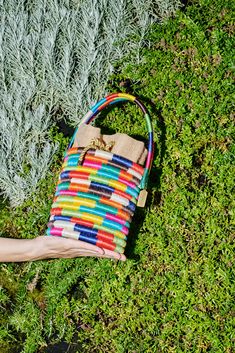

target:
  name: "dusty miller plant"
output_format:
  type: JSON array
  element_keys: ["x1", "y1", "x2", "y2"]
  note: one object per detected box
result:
[{"x1": 0, "y1": 0, "x2": 180, "y2": 206}]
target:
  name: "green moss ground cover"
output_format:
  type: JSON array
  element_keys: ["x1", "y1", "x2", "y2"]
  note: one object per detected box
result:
[{"x1": 0, "y1": 0, "x2": 234, "y2": 352}]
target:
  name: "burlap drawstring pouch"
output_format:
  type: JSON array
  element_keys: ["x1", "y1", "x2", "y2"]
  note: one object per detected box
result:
[{"x1": 46, "y1": 93, "x2": 154, "y2": 255}]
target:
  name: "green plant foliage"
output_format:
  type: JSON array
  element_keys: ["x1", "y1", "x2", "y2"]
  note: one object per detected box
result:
[{"x1": 0, "y1": 0, "x2": 234, "y2": 352}]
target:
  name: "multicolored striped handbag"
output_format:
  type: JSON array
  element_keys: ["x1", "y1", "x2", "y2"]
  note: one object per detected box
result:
[{"x1": 46, "y1": 93, "x2": 154, "y2": 255}]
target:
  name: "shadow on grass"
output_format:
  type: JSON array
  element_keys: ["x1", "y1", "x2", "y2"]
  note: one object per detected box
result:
[
  {"x1": 119, "y1": 94, "x2": 166, "y2": 260},
  {"x1": 39, "y1": 340, "x2": 82, "y2": 353}
]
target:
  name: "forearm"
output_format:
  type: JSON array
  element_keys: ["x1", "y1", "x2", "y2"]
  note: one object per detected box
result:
[{"x1": 0, "y1": 237, "x2": 45, "y2": 262}]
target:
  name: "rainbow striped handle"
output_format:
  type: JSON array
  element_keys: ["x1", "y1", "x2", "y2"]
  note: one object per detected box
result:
[{"x1": 69, "y1": 93, "x2": 154, "y2": 189}]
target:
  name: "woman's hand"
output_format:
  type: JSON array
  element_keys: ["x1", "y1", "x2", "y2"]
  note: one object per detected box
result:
[
  {"x1": 37, "y1": 236, "x2": 126, "y2": 261},
  {"x1": 0, "y1": 236, "x2": 126, "y2": 262}
]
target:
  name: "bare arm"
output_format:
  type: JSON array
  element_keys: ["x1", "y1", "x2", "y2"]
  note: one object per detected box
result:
[{"x1": 0, "y1": 236, "x2": 126, "y2": 262}]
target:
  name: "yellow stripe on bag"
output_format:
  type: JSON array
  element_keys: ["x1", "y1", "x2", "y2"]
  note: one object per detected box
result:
[
  {"x1": 108, "y1": 179, "x2": 127, "y2": 192},
  {"x1": 81, "y1": 212, "x2": 103, "y2": 225},
  {"x1": 62, "y1": 166, "x2": 97, "y2": 174},
  {"x1": 55, "y1": 197, "x2": 96, "y2": 208}
]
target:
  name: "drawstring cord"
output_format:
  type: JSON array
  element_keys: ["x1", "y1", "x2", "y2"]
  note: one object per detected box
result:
[{"x1": 78, "y1": 138, "x2": 115, "y2": 165}]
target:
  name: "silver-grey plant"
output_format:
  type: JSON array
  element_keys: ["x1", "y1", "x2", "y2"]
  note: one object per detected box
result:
[{"x1": 0, "y1": 0, "x2": 180, "y2": 206}]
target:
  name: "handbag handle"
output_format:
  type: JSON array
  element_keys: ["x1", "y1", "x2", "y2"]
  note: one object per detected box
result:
[{"x1": 69, "y1": 93, "x2": 154, "y2": 190}]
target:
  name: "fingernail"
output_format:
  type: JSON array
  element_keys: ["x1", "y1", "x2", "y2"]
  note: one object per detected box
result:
[
  {"x1": 98, "y1": 247, "x2": 104, "y2": 255},
  {"x1": 119, "y1": 254, "x2": 126, "y2": 261}
]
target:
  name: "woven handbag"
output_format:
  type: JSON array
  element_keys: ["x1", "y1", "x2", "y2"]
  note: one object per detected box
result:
[{"x1": 46, "y1": 93, "x2": 154, "y2": 255}]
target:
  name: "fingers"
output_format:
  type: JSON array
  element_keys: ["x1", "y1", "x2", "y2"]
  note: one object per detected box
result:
[
  {"x1": 53, "y1": 237, "x2": 105, "y2": 255},
  {"x1": 102, "y1": 249, "x2": 126, "y2": 261},
  {"x1": 97, "y1": 253, "x2": 126, "y2": 261},
  {"x1": 68, "y1": 248, "x2": 126, "y2": 261},
  {"x1": 61, "y1": 239, "x2": 126, "y2": 260},
  {"x1": 80, "y1": 252, "x2": 126, "y2": 261},
  {"x1": 75, "y1": 240, "x2": 104, "y2": 254},
  {"x1": 43, "y1": 236, "x2": 126, "y2": 260},
  {"x1": 89, "y1": 249, "x2": 126, "y2": 261}
]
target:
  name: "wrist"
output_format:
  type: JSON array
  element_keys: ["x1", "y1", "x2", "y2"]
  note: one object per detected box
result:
[
  {"x1": 31, "y1": 236, "x2": 52, "y2": 260},
  {"x1": 33, "y1": 236, "x2": 66, "y2": 260}
]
